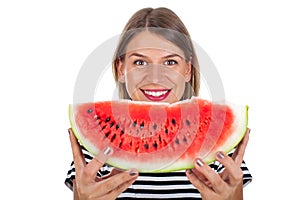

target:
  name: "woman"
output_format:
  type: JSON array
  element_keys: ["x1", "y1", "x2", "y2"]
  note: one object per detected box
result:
[{"x1": 66, "y1": 7, "x2": 252, "y2": 199}]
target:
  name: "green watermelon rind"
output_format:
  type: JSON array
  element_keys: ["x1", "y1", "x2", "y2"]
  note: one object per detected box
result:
[{"x1": 68, "y1": 102, "x2": 248, "y2": 172}]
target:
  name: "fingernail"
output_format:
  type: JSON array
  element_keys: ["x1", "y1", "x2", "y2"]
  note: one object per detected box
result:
[
  {"x1": 196, "y1": 159, "x2": 204, "y2": 167},
  {"x1": 103, "y1": 147, "x2": 112, "y2": 155},
  {"x1": 217, "y1": 151, "x2": 225, "y2": 160},
  {"x1": 129, "y1": 169, "x2": 138, "y2": 176}
]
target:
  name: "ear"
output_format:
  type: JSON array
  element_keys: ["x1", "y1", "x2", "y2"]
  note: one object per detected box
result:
[
  {"x1": 117, "y1": 58, "x2": 125, "y2": 83},
  {"x1": 185, "y1": 60, "x2": 192, "y2": 82}
]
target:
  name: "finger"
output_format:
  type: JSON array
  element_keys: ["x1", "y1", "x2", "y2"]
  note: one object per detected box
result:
[
  {"x1": 97, "y1": 169, "x2": 138, "y2": 194},
  {"x1": 99, "y1": 168, "x2": 124, "y2": 181},
  {"x1": 107, "y1": 168, "x2": 124, "y2": 177},
  {"x1": 219, "y1": 128, "x2": 250, "y2": 182},
  {"x1": 105, "y1": 173, "x2": 138, "y2": 199},
  {"x1": 190, "y1": 168, "x2": 209, "y2": 183},
  {"x1": 69, "y1": 128, "x2": 86, "y2": 171},
  {"x1": 186, "y1": 169, "x2": 213, "y2": 195},
  {"x1": 83, "y1": 147, "x2": 113, "y2": 182},
  {"x1": 193, "y1": 159, "x2": 227, "y2": 194},
  {"x1": 216, "y1": 151, "x2": 243, "y2": 186},
  {"x1": 232, "y1": 128, "x2": 250, "y2": 165},
  {"x1": 219, "y1": 168, "x2": 230, "y2": 183},
  {"x1": 190, "y1": 168, "x2": 213, "y2": 188}
]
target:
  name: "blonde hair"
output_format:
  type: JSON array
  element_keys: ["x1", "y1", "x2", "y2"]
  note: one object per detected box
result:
[{"x1": 112, "y1": 7, "x2": 200, "y2": 100}]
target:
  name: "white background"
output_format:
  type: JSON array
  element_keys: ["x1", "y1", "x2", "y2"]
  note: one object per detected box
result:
[{"x1": 1, "y1": 0, "x2": 299, "y2": 199}]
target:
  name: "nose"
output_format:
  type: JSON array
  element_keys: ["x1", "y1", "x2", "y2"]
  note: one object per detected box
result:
[{"x1": 148, "y1": 64, "x2": 163, "y2": 83}]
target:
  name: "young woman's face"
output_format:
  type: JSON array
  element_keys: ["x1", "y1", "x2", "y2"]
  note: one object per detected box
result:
[{"x1": 118, "y1": 31, "x2": 191, "y2": 103}]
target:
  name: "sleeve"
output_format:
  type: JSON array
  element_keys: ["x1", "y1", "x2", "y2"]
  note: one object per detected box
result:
[
  {"x1": 209, "y1": 149, "x2": 253, "y2": 187},
  {"x1": 64, "y1": 145, "x2": 114, "y2": 191}
]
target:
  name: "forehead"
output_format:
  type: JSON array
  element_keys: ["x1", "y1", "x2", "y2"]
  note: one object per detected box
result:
[{"x1": 125, "y1": 31, "x2": 185, "y2": 58}]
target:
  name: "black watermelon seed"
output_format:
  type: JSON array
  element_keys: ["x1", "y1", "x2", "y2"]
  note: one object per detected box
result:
[
  {"x1": 110, "y1": 122, "x2": 115, "y2": 128},
  {"x1": 133, "y1": 121, "x2": 137, "y2": 127},
  {"x1": 165, "y1": 129, "x2": 168, "y2": 134},
  {"x1": 111, "y1": 134, "x2": 116, "y2": 142},
  {"x1": 171, "y1": 119, "x2": 176, "y2": 125},
  {"x1": 175, "y1": 138, "x2": 180, "y2": 144},
  {"x1": 140, "y1": 122, "x2": 144, "y2": 129},
  {"x1": 153, "y1": 123, "x2": 157, "y2": 130},
  {"x1": 158, "y1": 135, "x2": 162, "y2": 142},
  {"x1": 105, "y1": 117, "x2": 110, "y2": 122},
  {"x1": 183, "y1": 137, "x2": 187, "y2": 143},
  {"x1": 119, "y1": 141, "x2": 123, "y2": 148},
  {"x1": 87, "y1": 108, "x2": 93, "y2": 113},
  {"x1": 144, "y1": 144, "x2": 149, "y2": 149},
  {"x1": 101, "y1": 125, "x2": 107, "y2": 130},
  {"x1": 120, "y1": 130, "x2": 124, "y2": 136},
  {"x1": 152, "y1": 142, "x2": 158, "y2": 149},
  {"x1": 105, "y1": 131, "x2": 110, "y2": 138},
  {"x1": 116, "y1": 124, "x2": 120, "y2": 130},
  {"x1": 185, "y1": 119, "x2": 190, "y2": 126}
]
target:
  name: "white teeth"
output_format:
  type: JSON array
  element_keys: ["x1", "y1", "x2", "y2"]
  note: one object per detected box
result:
[{"x1": 144, "y1": 90, "x2": 168, "y2": 97}]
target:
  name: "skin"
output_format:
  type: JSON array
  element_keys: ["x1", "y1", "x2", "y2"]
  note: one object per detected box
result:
[
  {"x1": 69, "y1": 31, "x2": 250, "y2": 199},
  {"x1": 186, "y1": 128, "x2": 250, "y2": 200},
  {"x1": 118, "y1": 31, "x2": 192, "y2": 103},
  {"x1": 69, "y1": 128, "x2": 138, "y2": 200}
]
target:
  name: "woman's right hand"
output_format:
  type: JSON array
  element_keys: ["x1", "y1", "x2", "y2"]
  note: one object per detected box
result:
[{"x1": 68, "y1": 128, "x2": 139, "y2": 200}]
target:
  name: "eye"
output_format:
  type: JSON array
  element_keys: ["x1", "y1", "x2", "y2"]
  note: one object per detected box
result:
[
  {"x1": 134, "y1": 60, "x2": 147, "y2": 66},
  {"x1": 164, "y1": 60, "x2": 178, "y2": 66}
]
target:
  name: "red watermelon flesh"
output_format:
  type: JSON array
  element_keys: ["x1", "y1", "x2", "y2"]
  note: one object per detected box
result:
[{"x1": 69, "y1": 97, "x2": 248, "y2": 172}]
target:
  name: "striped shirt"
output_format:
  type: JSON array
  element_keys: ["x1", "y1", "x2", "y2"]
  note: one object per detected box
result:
[{"x1": 65, "y1": 146, "x2": 252, "y2": 199}]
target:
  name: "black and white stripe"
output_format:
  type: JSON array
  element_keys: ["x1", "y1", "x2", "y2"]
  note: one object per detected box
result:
[{"x1": 65, "y1": 146, "x2": 252, "y2": 199}]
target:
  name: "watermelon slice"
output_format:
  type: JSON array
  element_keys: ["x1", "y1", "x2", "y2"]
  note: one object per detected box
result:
[{"x1": 69, "y1": 97, "x2": 248, "y2": 172}]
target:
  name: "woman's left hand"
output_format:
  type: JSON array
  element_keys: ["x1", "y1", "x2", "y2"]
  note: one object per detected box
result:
[{"x1": 186, "y1": 128, "x2": 250, "y2": 200}]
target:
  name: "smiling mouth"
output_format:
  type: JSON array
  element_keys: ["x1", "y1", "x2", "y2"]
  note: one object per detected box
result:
[{"x1": 141, "y1": 89, "x2": 171, "y2": 101}]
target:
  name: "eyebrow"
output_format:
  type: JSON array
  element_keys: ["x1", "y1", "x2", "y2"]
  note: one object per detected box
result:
[
  {"x1": 128, "y1": 53, "x2": 147, "y2": 58},
  {"x1": 128, "y1": 52, "x2": 183, "y2": 59}
]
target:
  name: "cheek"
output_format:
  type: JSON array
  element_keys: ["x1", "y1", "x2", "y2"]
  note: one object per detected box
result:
[
  {"x1": 167, "y1": 69, "x2": 187, "y2": 88},
  {"x1": 168, "y1": 72, "x2": 187, "y2": 99},
  {"x1": 124, "y1": 69, "x2": 144, "y2": 96}
]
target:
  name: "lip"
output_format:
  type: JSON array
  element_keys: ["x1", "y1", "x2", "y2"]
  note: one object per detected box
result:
[{"x1": 140, "y1": 89, "x2": 171, "y2": 101}]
